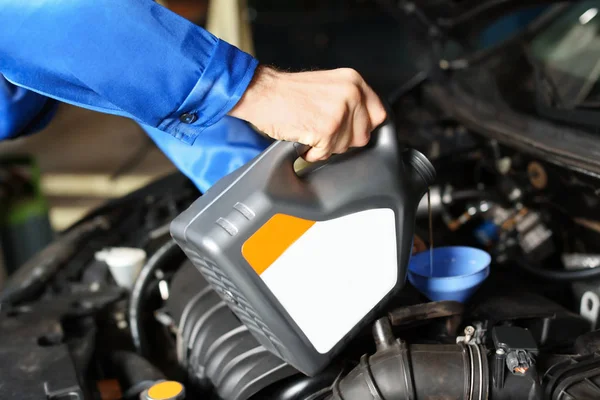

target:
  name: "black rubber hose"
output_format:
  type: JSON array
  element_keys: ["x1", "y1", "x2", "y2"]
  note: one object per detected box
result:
[
  {"x1": 446, "y1": 189, "x2": 506, "y2": 206},
  {"x1": 69, "y1": 317, "x2": 97, "y2": 375},
  {"x1": 252, "y1": 366, "x2": 342, "y2": 400},
  {"x1": 450, "y1": 189, "x2": 493, "y2": 202},
  {"x1": 65, "y1": 172, "x2": 194, "y2": 233},
  {"x1": 327, "y1": 342, "x2": 488, "y2": 400},
  {"x1": 515, "y1": 259, "x2": 600, "y2": 282},
  {"x1": 0, "y1": 215, "x2": 110, "y2": 307},
  {"x1": 129, "y1": 238, "x2": 182, "y2": 355},
  {"x1": 108, "y1": 350, "x2": 166, "y2": 399}
]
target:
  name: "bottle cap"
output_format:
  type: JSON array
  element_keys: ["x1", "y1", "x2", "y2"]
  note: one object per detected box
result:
[
  {"x1": 145, "y1": 380, "x2": 185, "y2": 400},
  {"x1": 95, "y1": 247, "x2": 146, "y2": 289}
]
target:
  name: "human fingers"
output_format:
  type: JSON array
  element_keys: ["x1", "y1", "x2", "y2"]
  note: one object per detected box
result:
[
  {"x1": 357, "y1": 77, "x2": 387, "y2": 128},
  {"x1": 303, "y1": 145, "x2": 331, "y2": 163}
]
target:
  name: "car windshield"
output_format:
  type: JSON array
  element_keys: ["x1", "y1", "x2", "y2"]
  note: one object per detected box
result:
[{"x1": 529, "y1": 1, "x2": 600, "y2": 109}]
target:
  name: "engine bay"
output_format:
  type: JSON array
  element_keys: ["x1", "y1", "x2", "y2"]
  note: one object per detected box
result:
[{"x1": 3, "y1": 1, "x2": 600, "y2": 399}]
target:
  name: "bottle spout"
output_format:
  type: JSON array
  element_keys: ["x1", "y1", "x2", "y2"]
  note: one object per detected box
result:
[{"x1": 403, "y1": 149, "x2": 436, "y2": 200}]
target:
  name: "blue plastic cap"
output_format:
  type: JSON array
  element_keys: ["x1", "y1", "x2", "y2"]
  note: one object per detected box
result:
[{"x1": 408, "y1": 246, "x2": 491, "y2": 303}]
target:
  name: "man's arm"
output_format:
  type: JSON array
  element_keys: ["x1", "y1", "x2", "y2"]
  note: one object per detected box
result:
[
  {"x1": 0, "y1": 1, "x2": 386, "y2": 161},
  {"x1": 0, "y1": 0, "x2": 256, "y2": 145}
]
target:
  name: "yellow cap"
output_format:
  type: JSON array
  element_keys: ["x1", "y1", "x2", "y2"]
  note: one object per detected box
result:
[{"x1": 146, "y1": 381, "x2": 185, "y2": 400}]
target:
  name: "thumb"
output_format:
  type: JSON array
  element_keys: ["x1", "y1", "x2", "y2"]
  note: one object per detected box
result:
[
  {"x1": 359, "y1": 81, "x2": 387, "y2": 127},
  {"x1": 303, "y1": 146, "x2": 331, "y2": 163}
]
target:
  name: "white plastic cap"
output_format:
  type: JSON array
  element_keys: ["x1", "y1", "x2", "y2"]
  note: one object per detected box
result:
[{"x1": 95, "y1": 247, "x2": 147, "y2": 289}]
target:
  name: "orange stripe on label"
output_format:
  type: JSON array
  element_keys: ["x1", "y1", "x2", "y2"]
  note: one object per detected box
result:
[{"x1": 242, "y1": 214, "x2": 315, "y2": 275}]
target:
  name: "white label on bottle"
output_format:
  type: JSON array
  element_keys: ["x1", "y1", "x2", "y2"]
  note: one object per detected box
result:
[{"x1": 260, "y1": 208, "x2": 398, "y2": 353}]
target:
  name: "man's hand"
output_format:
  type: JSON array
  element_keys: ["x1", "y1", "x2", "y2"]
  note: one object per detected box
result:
[{"x1": 228, "y1": 66, "x2": 387, "y2": 162}]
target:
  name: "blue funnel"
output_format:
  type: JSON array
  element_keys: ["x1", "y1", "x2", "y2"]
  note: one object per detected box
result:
[{"x1": 407, "y1": 246, "x2": 491, "y2": 303}]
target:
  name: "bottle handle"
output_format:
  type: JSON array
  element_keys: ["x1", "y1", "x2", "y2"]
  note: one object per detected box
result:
[
  {"x1": 260, "y1": 140, "x2": 310, "y2": 175},
  {"x1": 371, "y1": 101, "x2": 400, "y2": 156}
]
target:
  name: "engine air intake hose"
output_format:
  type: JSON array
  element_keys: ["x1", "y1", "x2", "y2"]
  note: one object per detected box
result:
[{"x1": 327, "y1": 317, "x2": 489, "y2": 400}]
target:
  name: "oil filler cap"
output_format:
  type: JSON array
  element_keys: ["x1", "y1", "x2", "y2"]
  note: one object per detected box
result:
[{"x1": 145, "y1": 381, "x2": 185, "y2": 400}]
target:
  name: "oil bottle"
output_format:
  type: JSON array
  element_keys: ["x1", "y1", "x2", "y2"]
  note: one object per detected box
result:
[{"x1": 170, "y1": 120, "x2": 436, "y2": 376}]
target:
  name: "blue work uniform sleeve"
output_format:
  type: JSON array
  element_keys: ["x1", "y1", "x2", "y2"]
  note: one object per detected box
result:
[
  {"x1": 0, "y1": 76, "x2": 58, "y2": 139},
  {"x1": 142, "y1": 118, "x2": 272, "y2": 193},
  {"x1": 0, "y1": 0, "x2": 258, "y2": 145}
]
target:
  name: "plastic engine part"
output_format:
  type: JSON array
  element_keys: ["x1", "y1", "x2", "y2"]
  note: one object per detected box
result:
[
  {"x1": 544, "y1": 352, "x2": 600, "y2": 400},
  {"x1": 327, "y1": 317, "x2": 489, "y2": 400},
  {"x1": 166, "y1": 260, "x2": 297, "y2": 400}
]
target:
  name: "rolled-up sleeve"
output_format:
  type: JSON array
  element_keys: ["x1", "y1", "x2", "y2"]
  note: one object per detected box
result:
[{"x1": 0, "y1": 0, "x2": 258, "y2": 144}]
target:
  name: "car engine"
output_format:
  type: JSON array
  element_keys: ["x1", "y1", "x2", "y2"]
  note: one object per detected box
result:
[{"x1": 3, "y1": 1, "x2": 600, "y2": 399}]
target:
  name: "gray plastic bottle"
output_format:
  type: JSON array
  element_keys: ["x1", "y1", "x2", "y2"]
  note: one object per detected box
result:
[{"x1": 170, "y1": 120, "x2": 436, "y2": 376}]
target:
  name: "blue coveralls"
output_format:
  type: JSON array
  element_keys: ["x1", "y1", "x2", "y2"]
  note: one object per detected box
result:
[{"x1": 0, "y1": 0, "x2": 271, "y2": 192}]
